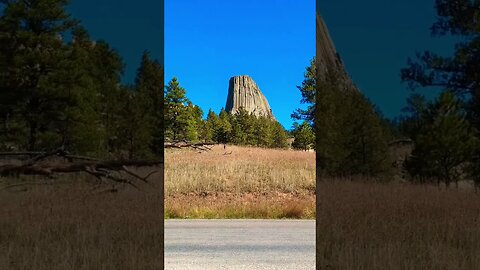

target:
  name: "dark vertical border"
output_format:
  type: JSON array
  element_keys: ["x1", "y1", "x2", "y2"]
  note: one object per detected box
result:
[
  {"x1": 315, "y1": 2, "x2": 321, "y2": 269},
  {"x1": 159, "y1": 0, "x2": 165, "y2": 267}
]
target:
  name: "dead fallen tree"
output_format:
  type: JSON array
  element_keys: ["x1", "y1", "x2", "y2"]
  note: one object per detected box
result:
[
  {"x1": 0, "y1": 149, "x2": 162, "y2": 191},
  {"x1": 164, "y1": 140, "x2": 216, "y2": 152}
]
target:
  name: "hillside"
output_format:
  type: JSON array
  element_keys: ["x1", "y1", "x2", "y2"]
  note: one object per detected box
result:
[{"x1": 164, "y1": 145, "x2": 315, "y2": 219}]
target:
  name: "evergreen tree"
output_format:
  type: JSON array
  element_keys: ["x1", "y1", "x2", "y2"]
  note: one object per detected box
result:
[
  {"x1": 397, "y1": 93, "x2": 428, "y2": 140},
  {"x1": 231, "y1": 107, "x2": 254, "y2": 145},
  {"x1": 182, "y1": 102, "x2": 203, "y2": 141},
  {"x1": 315, "y1": 68, "x2": 391, "y2": 177},
  {"x1": 405, "y1": 91, "x2": 478, "y2": 187},
  {"x1": 271, "y1": 121, "x2": 288, "y2": 149},
  {"x1": 89, "y1": 40, "x2": 125, "y2": 156},
  {"x1": 342, "y1": 94, "x2": 391, "y2": 175},
  {"x1": 164, "y1": 77, "x2": 192, "y2": 141},
  {"x1": 292, "y1": 57, "x2": 316, "y2": 125},
  {"x1": 0, "y1": 1, "x2": 164, "y2": 160},
  {"x1": 401, "y1": 0, "x2": 480, "y2": 122},
  {"x1": 200, "y1": 109, "x2": 218, "y2": 142},
  {"x1": 216, "y1": 108, "x2": 232, "y2": 143},
  {"x1": 117, "y1": 87, "x2": 152, "y2": 159},
  {"x1": 0, "y1": 0, "x2": 77, "y2": 150},
  {"x1": 254, "y1": 116, "x2": 274, "y2": 147},
  {"x1": 135, "y1": 51, "x2": 163, "y2": 156},
  {"x1": 291, "y1": 121, "x2": 314, "y2": 151}
]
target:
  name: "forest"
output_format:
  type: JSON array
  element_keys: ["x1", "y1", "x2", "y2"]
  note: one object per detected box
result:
[
  {"x1": 314, "y1": 0, "x2": 480, "y2": 189},
  {"x1": 0, "y1": 0, "x2": 164, "y2": 160}
]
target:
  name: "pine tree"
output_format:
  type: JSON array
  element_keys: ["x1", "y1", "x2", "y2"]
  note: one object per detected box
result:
[
  {"x1": 0, "y1": 0, "x2": 77, "y2": 151},
  {"x1": 292, "y1": 121, "x2": 314, "y2": 151},
  {"x1": 216, "y1": 108, "x2": 232, "y2": 144},
  {"x1": 316, "y1": 68, "x2": 391, "y2": 177},
  {"x1": 271, "y1": 121, "x2": 288, "y2": 149},
  {"x1": 163, "y1": 77, "x2": 201, "y2": 142},
  {"x1": 200, "y1": 109, "x2": 218, "y2": 142},
  {"x1": 135, "y1": 51, "x2": 163, "y2": 156},
  {"x1": 292, "y1": 58, "x2": 316, "y2": 125},
  {"x1": 254, "y1": 116, "x2": 274, "y2": 147},
  {"x1": 164, "y1": 77, "x2": 190, "y2": 141},
  {"x1": 405, "y1": 91, "x2": 478, "y2": 187},
  {"x1": 89, "y1": 41, "x2": 125, "y2": 156},
  {"x1": 117, "y1": 87, "x2": 152, "y2": 159}
]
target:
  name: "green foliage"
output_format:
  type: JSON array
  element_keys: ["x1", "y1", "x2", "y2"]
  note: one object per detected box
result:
[
  {"x1": 404, "y1": 91, "x2": 478, "y2": 186},
  {"x1": 291, "y1": 121, "x2": 314, "y2": 151},
  {"x1": 292, "y1": 57, "x2": 316, "y2": 125},
  {"x1": 396, "y1": 94, "x2": 429, "y2": 140},
  {"x1": 400, "y1": 0, "x2": 480, "y2": 186},
  {"x1": 315, "y1": 68, "x2": 392, "y2": 177},
  {"x1": 215, "y1": 109, "x2": 232, "y2": 144},
  {"x1": 0, "y1": 0, "x2": 77, "y2": 151},
  {"x1": 197, "y1": 107, "x2": 288, "y2": 148},
  {"x1": 0, "y1": 1, "x2": 163, "y2": 159},
  {"x1": 401, "y1": 0, "x2": 480, "y2": 128},
  {"x1": 135, "y1": 51, "x2": 164, "y2": 156},
  {"x1": 200, "y1": 109, "x2": 218, "y2": 142},
  {"x1": 163, "y1": 77, "x2": 202, "y2": 141},
  {"x1": 271, "y1": 120, "x2": 288, "y2": 148}
]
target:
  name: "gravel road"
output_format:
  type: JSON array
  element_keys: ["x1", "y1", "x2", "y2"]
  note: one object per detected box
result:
[{"x1": 165, "y1": 219, "x2": 315, "y2": 270}]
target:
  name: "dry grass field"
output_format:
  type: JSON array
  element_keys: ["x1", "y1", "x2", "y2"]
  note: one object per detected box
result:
[
  {"x1": 0, "y1": 169, "x2": 163, "y2": 270},
  {"x1": 317, "y1": 180, "x2": 480, "y2": 269},
  {"x1": 3, "y1": 144, "x2": 480, "y2": 269},
  {"x1": 164, "y1": 145, "x2": 316, "y2": 219}
]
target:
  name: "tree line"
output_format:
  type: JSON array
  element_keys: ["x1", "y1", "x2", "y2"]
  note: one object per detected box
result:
[
  {"x1": 393, "y1": 0, "x2": 480, "y2": 188},
  {"x1": 305, "y1": 0, "x2": 480, "y2": 188},
  {"x1": 0, "y1": 0, "x2": 163, "y2": 159},
  {"x1": 164, "y1": 77, "x2": 292, "y2": 149},
  {"x1": 294, "y1": 58, "x2": 393, "y2": 178}
]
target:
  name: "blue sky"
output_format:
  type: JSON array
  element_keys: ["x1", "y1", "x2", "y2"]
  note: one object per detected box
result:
[
  {"x1": 318, "y1": 0, "x2": 459, "y2": 118},
  {"x1": 67, "y1": 0, "x2": 164, "y2": 85},
  {"x1": 165, "y1": 0, "x2": 315, "y2": 129}
]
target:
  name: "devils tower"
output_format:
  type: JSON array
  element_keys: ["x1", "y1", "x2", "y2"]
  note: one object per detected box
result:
[
  {"x1": 316, "y1": 13, "x2": 358, "y2": 92},
  {"x1": 225, "y1": 75, "x2": 275, "y2": 119}
]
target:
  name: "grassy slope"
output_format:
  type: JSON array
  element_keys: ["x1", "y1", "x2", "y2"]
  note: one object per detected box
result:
[{"x1": 164, "y1": 145, "x2": 316, "y2": 219}]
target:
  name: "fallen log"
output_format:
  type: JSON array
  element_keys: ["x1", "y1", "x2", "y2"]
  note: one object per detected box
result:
[
  {"x1": 0, "y1": 150, "x2": 162, "y2": 191},
  {"x1": 164, "y1": 141, "x2": 216, "y2": 152}
]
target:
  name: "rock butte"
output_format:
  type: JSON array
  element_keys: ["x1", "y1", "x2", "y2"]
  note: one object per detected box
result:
[
  {"x1": 316, "y1": 13, "x2": 358, "y2": 93},
  {"x1": 225, "y1": 75, "x2": 276, "y2": 120}
]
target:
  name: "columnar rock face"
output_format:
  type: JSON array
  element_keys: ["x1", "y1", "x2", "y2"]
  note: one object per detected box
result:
[
  {"x1": 316, "y1": 13, "x2": 358, "y2": 92},
  {"x1": 225, "y1": 75, "x2": 275, "y2": 119}
]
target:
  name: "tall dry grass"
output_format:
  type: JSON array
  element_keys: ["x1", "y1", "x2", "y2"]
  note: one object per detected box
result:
[
  {"x1": 0, "y1": 168, "x2": 163, "y2": 270},
  {"x1": 317, "y1": 180, "x2": 480, "y2": 269},
  {"x1": 164, "y1": 145, "x2": 316, "y2": 219},
  {"x1": 165, "y1": 145, "x2": 315, "y2": 195}
]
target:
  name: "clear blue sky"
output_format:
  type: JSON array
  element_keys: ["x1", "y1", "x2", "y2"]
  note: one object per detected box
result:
[
  {"x1": 67, "y1": 0, "x2": 164, "y2": 85},
  {"x1": 165, "y1": 0, "x2": 315, "y2": 130},
  {"x1": 318, "y1": 0, "x2": 459, "y2": 119}
]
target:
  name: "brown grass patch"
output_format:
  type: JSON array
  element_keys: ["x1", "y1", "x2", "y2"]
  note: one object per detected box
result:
[
  {"x1": 164, "y1": 145, "x2": 315, "y2": 219},
  {"x1": 165, "y1": 145, "x2": 315, "y2": 194},
  {"x1": 317, "y1": 180, "x2": 480, "y2": 269},
  {"x1": 0, "y1": 168, "x2": 163, "y2": 270},
  {"x1": 165, "y1": 192, "x2": 315, "y2": 219}
]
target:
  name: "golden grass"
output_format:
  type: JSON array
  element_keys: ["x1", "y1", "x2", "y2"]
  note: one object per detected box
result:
[
  {"x1": 165, "y1": 145, "x2": 315, "y2": 194},
  {"x1": 0, "y1": 169, "x2": 163, "y2": 270},
  {"x1": 165, "y1": 193, "x2": 315, "y2": 219},
  {"x1": 164, "y1": 145, "x2": 316, "y2": 219},
  {"x1": 317, "y1": 180, "x2": 480, "y2": 269}
]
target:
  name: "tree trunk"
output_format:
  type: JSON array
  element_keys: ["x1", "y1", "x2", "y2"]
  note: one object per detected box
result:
[{"x1": 28, "y1": 121, "x2": 37, "y2": 151}]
